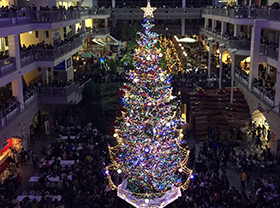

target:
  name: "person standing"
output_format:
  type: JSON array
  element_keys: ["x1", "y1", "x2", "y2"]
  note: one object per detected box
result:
[
  {"x1": 20, "y1": 148, "x2": 27, "y2": 166},
  {"x1": 241, "y1": 171, "x2": 247, "y2": 189},
  {"x1": 16, "y1": 173, "x2": 22, "y2": 188},
  {"x1": 32, "y1": 153, "x2": 38, "y2": 169}
]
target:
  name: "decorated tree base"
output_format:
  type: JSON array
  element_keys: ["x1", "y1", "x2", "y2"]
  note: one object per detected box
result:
[{"x1": 117, "y1": 180, "x2": 181, "y2": 208}]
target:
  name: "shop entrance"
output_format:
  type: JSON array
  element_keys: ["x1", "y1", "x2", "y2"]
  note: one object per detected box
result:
[
  {"x1": 0, "y1": 137, "x2": 22, "y2": 182},
  {"x1": 252, "y1": 110, "x2": 271, "y2": 147}
]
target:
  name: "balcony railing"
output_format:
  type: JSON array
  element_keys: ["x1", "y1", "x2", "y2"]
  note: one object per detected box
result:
[
  {"x1": 0, "y1": 9, "x2": 111, "y2": 28},
  {"x1": 92, "y1": 27, "x2": 111, "y2": 35},
  {"x1": 202, "y1": 8, "x2": 280, "y2": 22},
  {"x1": 0, "y1": 101, "x2": 20, "y2": 129},
  {"x1": 112, "y1": 8, "x2": 201, "y2": 19},
  {"x1": 20, "y1": 35, "x2": 86, "y2": 67},
  {"x1": 252, "y1": 82, "x2": 275, "y2": 107},
  {"x1": 234, "y1": 72, "x2": 248, "y2": 87},
  {"x1": 259, "y1": 44, "x2": 278, "y2": 60},
  {"x1": 227, "y1": 40, "x2": 251, "y2": 50},
  {"x1": 0, "y1": 57, "x2": 16, "y2": 77},
  {"x1": 24, "y1": 90, "x2": 38, "y2": 108},
  {"x1": 40, "y1": 79, "x2": 91, "y2": 104}
]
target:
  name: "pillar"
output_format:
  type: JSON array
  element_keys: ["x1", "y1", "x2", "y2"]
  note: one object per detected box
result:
[
  {"x1": 181, "y1": 19, "x2": 185, "y2": 37},
  {"x1": 105, "y1": 18, "x2": 108, "y2": 28},
  {"x1": 274, "y1": 34, "x2": 280, "y2": 110},
  {"x1": 12, "y1": 77, "x2": 24, "y2": 110},
  {"x1": 248, "y1": 21, "x2": 262, "y2": 91},
  {"x1": 82, "y1": 20, "x2": 86, "y2": 32},
  {"x1": 71, "y1": 24, "x2": 76, "y2": 35},
  {"x1": 230, "y1": 51, "x2": 236, "y2": 104},
  {"x1": 204, "y1": 18, "x2": 209, "y2": 28},
  {"x1": 208, "y1": 43, "x2": 213, "y2": 78},
  {"x1": 234, "y1": 25, "x2": 241, "y2": 37},
  {"x1": 8, "y1": 34, "x2": 21, "y2": 67},
  {"x1": 41, "y1": 67, "x2": 49, "y2": 85},
  {"x1": 221, "y1": 21, "x2": 227, "y2": 37},
  {"x1": 212, "y1": 20, "x2": 217, "y2": 31},
  {"x1": 182, "y1": 0, "x2": 186, "y2": 8},
  {"x1": 112, "y1": 0, "x2": 116, "y2": 8}
]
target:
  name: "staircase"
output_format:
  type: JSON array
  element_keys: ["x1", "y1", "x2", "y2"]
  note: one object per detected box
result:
[{"x1": 191, "y1": 89, "x2": 230, "y2": 141}]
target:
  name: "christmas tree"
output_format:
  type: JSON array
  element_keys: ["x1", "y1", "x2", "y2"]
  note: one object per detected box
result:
[{"x1": 106, "y1": 3, "x2": 192, "y2": 207}]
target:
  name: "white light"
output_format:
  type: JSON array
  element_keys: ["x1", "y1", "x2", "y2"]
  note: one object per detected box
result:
[
  {"x1": 117, "y1": 169, "x2": 122, "y2": 174},
  {"x1": 126, "y1": 123, "x2": 130, "y2": 127},
  {"x1": 166, "y1": 122, "x2": 171, "y2": 127},
  {"x1": 145, "y1": 199, "x2": 149, "y2": 203},
  {"x1": 133, "y1": 78, "x2": 139, "y2": 83},
  {"x1": 178, "y1": 168, "x2": 183, "y2": 173},
  {"x1": 147, "y1": 56, "x2": 151, "y2": 60},
  {"x1": 159, "y1": 53, "x2": 163, "y2": 57},
  {"x1": 29, "y1": 31, "x2": 32, "y2": 34}
]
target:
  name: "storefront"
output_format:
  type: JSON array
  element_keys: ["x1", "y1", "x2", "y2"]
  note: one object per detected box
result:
[
  {"x1": 252, "y1": 110, "x2": 271, "y2": 147},
  {"x1": 0, "y1": 137, "x2": 22, "y2": 173}
]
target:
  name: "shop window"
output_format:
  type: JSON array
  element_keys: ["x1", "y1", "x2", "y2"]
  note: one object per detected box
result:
[
  {"x1": 46, "y1": 31, "x2": 49, "y2": 38},
  {"x1": 35, "y1": 31, "x2": 39, "y2": 38}
]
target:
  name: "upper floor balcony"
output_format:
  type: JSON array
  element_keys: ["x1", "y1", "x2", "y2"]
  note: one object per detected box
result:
[
  {"x1": 202, "y1": 8, "x2": 280, "y2": 22},
  {"x1": 234, "y1": 70, "x2": 275, "y2": 107},
  {"x1": 112, "y1": 8, "x2": 201, "y2": 20},
  {"x1": 0, "y1": 89, "x2": 37, "y2": 130},
  {"x1": 20, "y1": 31, "x2": 90, "y2": 68},
  {"x1": 200, "y1": 27, "x2": 251, "y2": 51},
  {"x1": 0, "y1": 8, "x2": 111, "y2": 29},
  {"x1": 260, "y1": 44, "x2": 278, "y2": 61},
  {"x1": 0, "y1": 57, "x2": 16, "y2": 78},
  {"x1": 40, "y1": 78, "x2": 91, "y2": 105}
]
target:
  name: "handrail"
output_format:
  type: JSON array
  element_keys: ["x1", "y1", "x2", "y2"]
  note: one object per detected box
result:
[
  {"x1": 202, "y1": 7, "x2": 280, "y2": 22},
  {"x1": 0, "y1": 9, "x2": 111, "y2": 27}
]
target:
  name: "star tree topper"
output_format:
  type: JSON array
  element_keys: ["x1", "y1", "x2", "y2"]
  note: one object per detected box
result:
[{"x1": 141, "y1": 2, "x2": 157, "y2": 18}]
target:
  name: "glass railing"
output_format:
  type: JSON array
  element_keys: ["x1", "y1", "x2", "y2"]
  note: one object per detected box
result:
[
  {"x1": 92, "y1": 27, "x2": 110, "y2": 35},
  {"x1": 24, "y1": 90, "x2": 38, "y2": 108},
  {"x1": 259, "y1": 44, "x2": 278, "y2": 60},
  {"x1": 227, "y1": 40, "x2": 250, "y2": 50},
  {"x1": 0, "y1": 9, "x2": 111, "y2": 28},
  {"x1": 202, "y1": 8, "x2": 280, "y2": 22},
  {"x1": 0, "y1": 57, "x2": 16, "y2": 77},
  {"x1": 234, "y1": 71, "x2": 249, "y2": 87},
  {"x1": 0, "y1": 101, "x2": 20, "y2": 129},
  {"x1": 252, "y1": 82, "x2": 275, "y2": 107}
]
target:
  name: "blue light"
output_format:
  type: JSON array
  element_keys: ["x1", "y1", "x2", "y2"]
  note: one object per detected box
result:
[
  {"x1": 145, "y1": 148, "x2": 150, "y2": 153},
  {"x1": 100, "y1": 57, "x2": 104, "y2": 64},
  {"x1": 190, "y1": 174, "x2": 195, "y2": 180}
]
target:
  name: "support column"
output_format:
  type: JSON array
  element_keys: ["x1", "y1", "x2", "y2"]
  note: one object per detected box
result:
[
  {"x1": 105, "y1": 18, "x2": 108, "y2": 28},
  {"x1": 204, "y1": 18, "x2": 209, "y2": 28},
  {"x1": 71, "y1": 24, "x2": 76, "y2": 35},
  {"x1": 234, "y1": 24, "x2": 241, "y2": 37},
  {"x1": 41, "y1": 67, "x2": 49, "y2": 85},
  {"x1": 248, "y1": 22, "x2": 262, "y2": 91},
  {"x1": 12, "y1": 77, "x2": 24, "y2": 111},
  {"x1": 81, "y1": 20, "x2": 86, "y2": 32},
  {"x1": 212, "y1": 20, "x2": 217, "y2": 31},
  {"x1": 221, "y1": 21, "x2": 227, "y2": 37},
  {"x1": 219, "y1": 46, "x2": 226, "y2": 89},
  {"x1": 230, "y1": 51, "x2": 237, "y2": 104},
  {"x1": 182, "y1": 0, "x2": 186, "y2": 8},
  {"x1": 181, "y1": 19, "x2": 185, "y2": 37},
  {"x1": 112, "y1": 0, "x2": 116, "y2": 8},
  {"x1": 93, "y1": 0, "x2": 98, "y2": 7},
  {"x1": 8, "y1": 34, "x2": 21, "y2": 68}
]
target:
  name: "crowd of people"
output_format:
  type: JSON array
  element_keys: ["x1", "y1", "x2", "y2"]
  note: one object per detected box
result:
[{"x1": 252, "y1": 63, "x2": 275, "y2": 98}]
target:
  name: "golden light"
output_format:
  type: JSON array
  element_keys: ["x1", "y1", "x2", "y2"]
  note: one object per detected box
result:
[{"x1": 141, "y1": 2, "x2": 157, "y2": 18}]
